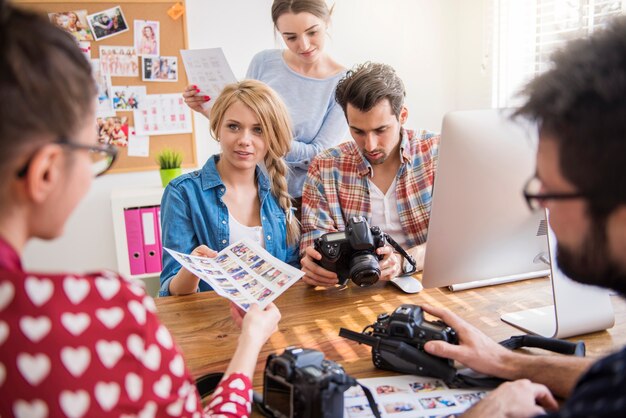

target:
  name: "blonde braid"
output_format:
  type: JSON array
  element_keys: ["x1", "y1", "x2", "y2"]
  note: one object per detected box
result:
[{"x1": 265, "y1": 154, "x2": 300, "y2": 246}]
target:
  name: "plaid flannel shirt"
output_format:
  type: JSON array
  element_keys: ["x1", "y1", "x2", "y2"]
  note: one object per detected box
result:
[{"x1": 300, "y1": 128, "x2": 439, "y2": 254}]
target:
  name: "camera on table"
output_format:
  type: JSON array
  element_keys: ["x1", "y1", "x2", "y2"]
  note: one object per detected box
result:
[
  {"x1": 339, "y1": 304, "x2": 459, "y2": 381},
  {"x1": 314, "y1": 216, "x2": 416, "y2": 287},
  {"x1": 263, "y1": 347, "x2": 354, "y2": 418}
]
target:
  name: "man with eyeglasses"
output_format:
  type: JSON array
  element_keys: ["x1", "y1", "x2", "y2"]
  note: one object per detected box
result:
[{"x1": 420, "y1": 17, "x2": 626, "y2": 418}]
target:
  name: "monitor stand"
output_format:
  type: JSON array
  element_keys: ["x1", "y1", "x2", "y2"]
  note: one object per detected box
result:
[{"x1": 501, "y1": 214, "x2": 615, "y2": 339}]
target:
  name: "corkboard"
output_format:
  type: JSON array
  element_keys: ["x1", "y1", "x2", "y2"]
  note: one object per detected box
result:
[{"x1": 14, "y1": 0, "x2": 197, "y2": 174}]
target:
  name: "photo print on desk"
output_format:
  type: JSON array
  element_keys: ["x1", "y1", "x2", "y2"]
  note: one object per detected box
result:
[
  {"x1": 134, "y1": 20, "x2": 160, "y2": 56},
  {"x1": 48, "y1": 9, "x2": 94, "y2": 41},
  {"x1": 99, "y1": 46, "x2": 138, "y2": 78},
  {"x1": 164, "y1": 239, "x2": 304, "y2": 311},
  {"x1": 87, "y1": 6, "x2": 129, "y2": 41},
  {"x1": 142, "y1": 56, "x2": 178, "y2": 82}
]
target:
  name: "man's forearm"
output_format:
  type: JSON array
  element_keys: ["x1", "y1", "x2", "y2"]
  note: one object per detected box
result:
[{"x1": 502, "y1": 352, "x2": 593, "y2": 398}]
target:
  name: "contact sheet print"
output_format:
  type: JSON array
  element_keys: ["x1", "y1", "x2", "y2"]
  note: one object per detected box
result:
[
  {"x1": 344, "y1": 375, "x2": 491, "y2": 418},
  {"x1": 164, "y1": 239, "x2": 304, "y2": 310}
]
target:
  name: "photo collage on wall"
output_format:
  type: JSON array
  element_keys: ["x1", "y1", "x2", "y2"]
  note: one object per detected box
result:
[{"x1": 48, "y1": 4, "x2": 190, "y2": 158}]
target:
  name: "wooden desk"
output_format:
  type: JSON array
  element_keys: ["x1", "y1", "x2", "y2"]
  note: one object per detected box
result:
[{"x1": 155, "y1": 278, "x2": 626, "y2": 391}]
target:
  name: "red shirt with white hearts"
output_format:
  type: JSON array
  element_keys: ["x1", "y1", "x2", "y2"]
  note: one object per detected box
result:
[{"x1": 0, "y1": 238, "x2": 252, "y2": 418}]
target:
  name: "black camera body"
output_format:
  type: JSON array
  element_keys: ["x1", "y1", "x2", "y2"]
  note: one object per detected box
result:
[
  {"x1": 339, "y1": 304, "x2": 459, "y2": 380},
  {"x1": 263, "y1": 347, "x2": 354, "y2": 418},
  {"x1": 313, "y1": 216, "x2": 386, "y2": 287}
]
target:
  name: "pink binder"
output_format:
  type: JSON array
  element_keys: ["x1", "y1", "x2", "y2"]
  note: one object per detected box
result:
[
  {"x1": 124, "y1": 208, "x2": 146, "y2": 275},
  {"x1": 141, "y1": 207, "x2": 162, "y2": 273}
]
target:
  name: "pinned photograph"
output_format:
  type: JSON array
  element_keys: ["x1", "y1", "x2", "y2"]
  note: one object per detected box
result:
[
  {"x1": 97, "y1": 116, "x2": 129, "y2": 147},
  {"x1": 91, "y1": 59, "x2": 114, "y2": 118},
  {"x1": 87, "y1": 6, "x2": 129, "y2": 41},
  {"x1": 134, "y1": 20, "x2": 159, "y2": 55},
  {"x1": 110, "y1": 85, "x2": 147, "y2": 111},
  {"x1": 142, "y1": 56, "x2": 178, "y2": 82},
  {"x1": 48, "y1": 10, "x2": 94, "y2": 41},
  {"x1": 100, "y1": 46, "x2": 138, "y2": 77}
]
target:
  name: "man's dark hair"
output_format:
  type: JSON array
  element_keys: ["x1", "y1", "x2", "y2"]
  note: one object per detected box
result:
[
  {"x1": 335, "y1": 62, "x2": 406, "y2": 119},
  {"x1": 514, "y1": 17, "x2": 626, "y2": 214},
  {"x1": 0, "y1": 0, "x2": 95, "y2": 178}
]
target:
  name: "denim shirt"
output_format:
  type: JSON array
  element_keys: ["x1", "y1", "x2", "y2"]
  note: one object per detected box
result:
[{"x1": 159, "y1": 155, "x2": 300, "y2": 297}]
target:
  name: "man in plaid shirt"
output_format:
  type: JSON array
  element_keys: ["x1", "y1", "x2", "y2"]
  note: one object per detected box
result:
[{"x1": 300, "y1": 62, "x2": 439, "y2": 287}]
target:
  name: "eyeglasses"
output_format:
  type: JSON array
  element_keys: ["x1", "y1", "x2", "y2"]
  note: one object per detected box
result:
[
  {"x1": 16, "y1": 139, "x2": 118, "y2": 178},
  {"x1": 523, "y1": 176, "x2": 586, "y2": 211}
]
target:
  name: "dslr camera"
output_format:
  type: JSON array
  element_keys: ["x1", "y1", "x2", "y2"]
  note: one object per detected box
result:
[
  {"x1": 314, "y1": 216, "x2": 416, "y2": 287},
  {"x1": 339, "y1": 304, "x2": 459, "y2": 381},
  {"x1": 263, "y1": 347, "x2": 355, "y2": 418}
]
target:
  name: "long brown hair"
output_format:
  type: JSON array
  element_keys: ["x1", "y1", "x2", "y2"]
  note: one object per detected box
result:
[
  {"x1": 209, "y1": 80, "x2": 300, "y2": 245},
  {"x1": 271, "y1": 0, "x2": 334, "y2": 26}
]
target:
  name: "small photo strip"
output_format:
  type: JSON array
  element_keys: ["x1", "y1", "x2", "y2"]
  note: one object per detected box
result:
[
  {"x1": 99, "y1": 46, "x2": 138, "y2": 78},
  {"x1": 142, "y1": 56, "x2": 178, "y2": 82},
  {"x1": 48, "y1": 10, "x2": 94, "y2": 41},
  {"x1": 87, "y1": 6, "x2": 129, "y2": 41},
  {"x1": 134, "y1": 20, "x2": 160, "y2": 56}
]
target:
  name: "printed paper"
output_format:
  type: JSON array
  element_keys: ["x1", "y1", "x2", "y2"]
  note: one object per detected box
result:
[
  {"x1": 133, "y1": 94, "x2": 192, "y2": 136},
  {"x1": 180, "y1": 48, "x2": 237, "y2": 110}
]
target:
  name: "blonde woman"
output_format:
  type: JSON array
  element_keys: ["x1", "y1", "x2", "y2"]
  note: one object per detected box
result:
[{"x1": 160, "y1": 80, "x2": 300, "y2": 296}]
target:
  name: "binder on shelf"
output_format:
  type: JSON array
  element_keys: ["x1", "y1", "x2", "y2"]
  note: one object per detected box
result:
[
  {"x1": 124, "y1": 208, "x2": 146, "y2": 275},
  {"x1": 141, "y1": 206, "x2": 162, "y2": 273},
  {"x1": 156, "y1": 206, "x2": 162, "y2": 247}
]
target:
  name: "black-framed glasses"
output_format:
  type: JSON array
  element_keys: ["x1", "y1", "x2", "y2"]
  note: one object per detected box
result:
[
  {"x1": 522, "y1": 176, "x2": 586, "y2": 211},
  {"x1": 16, "y1": 139, "x2": 118, "y2": 178}
]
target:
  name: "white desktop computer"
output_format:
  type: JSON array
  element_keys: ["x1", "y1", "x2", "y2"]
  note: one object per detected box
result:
[{"x1": 422, "y1": 109, "x2": 614, "y2": 338}]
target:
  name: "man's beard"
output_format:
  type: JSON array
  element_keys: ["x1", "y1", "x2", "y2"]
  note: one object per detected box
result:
[{"x1": 556, "y1": 215, "x2": 626, "y2": 295}]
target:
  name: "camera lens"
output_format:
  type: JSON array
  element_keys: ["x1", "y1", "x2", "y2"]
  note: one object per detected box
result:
[{"x1": 349, "y1": 252, "x2": 380, "y2": 287}]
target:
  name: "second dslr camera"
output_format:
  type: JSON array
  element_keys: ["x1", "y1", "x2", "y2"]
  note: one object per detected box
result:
[{"x1": 314, "y1": 216, "x2": 417, "y2": 287}]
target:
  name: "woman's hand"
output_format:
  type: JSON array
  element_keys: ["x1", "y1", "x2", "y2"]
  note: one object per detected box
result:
[
  {"x1": 230, "y1": 302, "x2": 281, "y2": 348},
  {"x1": 182, "y1": 84, "x2": 211, "y2": 116}
]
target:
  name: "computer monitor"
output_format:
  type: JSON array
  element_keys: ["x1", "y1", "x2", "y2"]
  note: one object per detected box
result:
[
  {"x1": 422, "y1": 109, "x2": 550, "y2": 290},
  {"x1": 422, "y1": 109, "x2": 614, "y2": 338}
]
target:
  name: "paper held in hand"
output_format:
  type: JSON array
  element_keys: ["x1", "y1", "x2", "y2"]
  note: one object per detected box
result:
[
  {"x1": 179, "y1": 47, "x2": 237, "y2": 110},
  {"x1": 164, "y1": 239, "x2": 303, "y2": 311}
]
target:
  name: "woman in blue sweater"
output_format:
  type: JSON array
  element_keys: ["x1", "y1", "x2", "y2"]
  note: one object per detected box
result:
[
  {"x1": 160, "y1": 80, "x2": 300, "y2": 296},
  {"x1": 184, "y1": 0, "x2": 348, "y2": 208}
]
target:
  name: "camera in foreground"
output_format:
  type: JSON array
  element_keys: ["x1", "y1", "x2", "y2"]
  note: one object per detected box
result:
[
  {"x1": 314, "y1": 216, "x2": 416, "y2": 287},
  {"x1": 339, "y1": 304, "x2": 459, "y2": 381},
  {"x1": 263, "y1": 347, "x2": 355, "y2": 418}
]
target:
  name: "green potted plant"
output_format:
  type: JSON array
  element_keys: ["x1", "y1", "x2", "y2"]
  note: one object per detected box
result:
[{"x1": 157, "y1": 148, "x2": 183, "y2": 188}]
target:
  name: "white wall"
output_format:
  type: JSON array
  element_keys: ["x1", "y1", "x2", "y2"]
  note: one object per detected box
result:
[{"x1": 23, "y1": 0, "x2": 490, "y2": 288}]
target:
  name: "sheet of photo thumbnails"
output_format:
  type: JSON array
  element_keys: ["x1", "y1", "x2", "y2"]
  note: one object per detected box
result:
[
  {"x1": 344, "y1": 375, "x2": 490, "y2": 418},
  {"x1": 164, "y1": 239, "x2": 304, "y2": 310}
]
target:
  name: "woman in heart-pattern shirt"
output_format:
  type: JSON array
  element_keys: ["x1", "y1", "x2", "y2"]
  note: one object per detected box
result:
[{"x1": 0, "y1": 4, "x2": 281, "y2": 417}]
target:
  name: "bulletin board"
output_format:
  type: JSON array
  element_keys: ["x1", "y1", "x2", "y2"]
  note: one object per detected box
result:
[{"x1": 14, "y1": 0, "x2": 197, "y2": 174}]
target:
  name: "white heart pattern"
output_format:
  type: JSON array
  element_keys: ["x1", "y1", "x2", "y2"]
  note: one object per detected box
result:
[
  {"x1": 138, "y1": 401, "x2": 157, "y2": 418},
  {"x1": 95, "y1": 381, "x2": 121, "y2": 411},
  {"x1": 184, "y1": 389, "x2": 198, "y2": 412},
  {"x1": 60, "y1": 312, "x2": 90, "y2": 336},
  {"x1": 230, "y1": 392, "x2": 247, "y2": 405},
  {"x1": 19, "y1": 316, "x2": 51, "y2": 343},
  {"x1": 166, "y1": 399, "x2": 184, "y2": 416},
  {"x1": 169, "y1": 354, "x2": 184, "y2": 377},
  {"x1": 96, "y1": 340, "x2": 124, "y2": 369},
  {"x1": 142, "y1": 295, "x2": 157, "y2": 313},
  {"x1": 155, "y1": 325, "x2": 173, "y2": 349},
  {"x1": 0, "y1": 320, "x2": 9, "y2": 346},
  {"x1": 24, "y1": 276, "x2": 54, "y2": 307},
  {"x1": 13, "y1": 399, "x2": 48, "y2": 418},
  {"x1": 128, "y1": 300, "x2": 147, "y2": 325},
  {"x1": 17, "y1": 352, "x2": 50, "y2": 386},
  {"x1": 59, "y1": 390, "x2": 90, "y2": 418},
  {"x1": 127, "y1": 334, "x2": 145, "y2": 359},
  {"x1": 0, "y1": 281, "x2": 15, "y2": 312},
  {"x1": 153, "y1": 374, "x2": 172, "y2": 399},
  {"x1": 125, "y1": 372, "x2": 143, "y2": 402},
  {"x1": 219, "y1": 403, "x2": 238, "y2": 414},
  {"x1": 63, "y1": 276, "x2": 90, "y2": 305},
  {"x1": 143, "y1": 344, "x2": 161, "y2": 371},
  {"x1": 128, "y1": 283, "x2": 145, "y2": 297},
  {"x1": 229, "y1": 377, "x2": 246, "y2": 391},
  {"x1": 95, "y1": 307, "x2": 124, "y2": 329},
  {"x1": 61, "y1": 346, "x2": 90, "y2": 377},
  {"x1": 94, "y1": 276, "x2": 121, "y2": 300}
]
